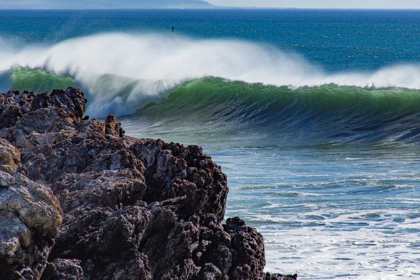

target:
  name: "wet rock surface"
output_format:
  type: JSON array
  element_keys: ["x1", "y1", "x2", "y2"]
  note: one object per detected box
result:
[{"x1": 0, "y1": 88, "x2": 297, "y2": 280}]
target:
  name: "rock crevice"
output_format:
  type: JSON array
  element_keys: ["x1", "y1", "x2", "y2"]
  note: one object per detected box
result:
[{"x1": 0, "y1": 88, "x2": 297, "y2": 280}]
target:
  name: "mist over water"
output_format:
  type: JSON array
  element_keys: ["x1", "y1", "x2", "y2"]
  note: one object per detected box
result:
[
  {"x1": 1, "y1": 9, "x2": 420, "y2": 279},
  {"x1": 1, "y1": 33, "x2": 420, "y2": 118}
]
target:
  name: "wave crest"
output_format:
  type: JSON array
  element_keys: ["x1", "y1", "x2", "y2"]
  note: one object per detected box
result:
[
  {"x1": 1, "y1": 33, "x2": 420, "y2": 118},
  {"x1": 139, "y1": 77, "x2": 420, "y2": 145}
]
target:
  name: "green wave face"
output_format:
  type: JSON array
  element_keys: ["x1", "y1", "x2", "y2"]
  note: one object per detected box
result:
[
  {"x1": 3, "y1": 68, "x2": 420, "y2": 146},
  {"x1": 10, "y1": 67, "x2": 75, "y2": 93},
  {"x1": 140, "y1": 77, "x2": 420, "y2": 145},
  {"x1": 142, "y1": 77, "x2": 420, "y2": 118}
]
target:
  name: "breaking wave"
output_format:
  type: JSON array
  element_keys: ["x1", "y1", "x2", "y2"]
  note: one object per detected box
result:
[{"x1": 1, "y1": 33, "x2": 420, "y2": 145}]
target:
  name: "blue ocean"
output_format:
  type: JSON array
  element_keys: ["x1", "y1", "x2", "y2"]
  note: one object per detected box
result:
[{"x1": 1, "y1": 9, "x2": 419, "y2": 279}]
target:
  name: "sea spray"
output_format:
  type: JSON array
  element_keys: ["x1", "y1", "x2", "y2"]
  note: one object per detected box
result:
[
  {"x1": 1, "y1": 33, "x2": 420, "y2": 118},
  {"x1": 3, "y1": 68, "x2": 420, "y2": 146},
  {"x1": 2, "y1": 11, "x2": 420, "y2": 279}
]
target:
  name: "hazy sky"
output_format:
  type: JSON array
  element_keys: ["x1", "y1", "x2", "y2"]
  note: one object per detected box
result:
[
  {"x1": 2, "y1": 0, "x2": 420, "y2": 9},
  {"x1": 208, "y1": 0, "x2": 420, "y2": 9}
]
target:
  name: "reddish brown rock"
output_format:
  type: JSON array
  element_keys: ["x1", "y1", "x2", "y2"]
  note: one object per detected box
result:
[{"x1": 105, "y1": 114, "x2": 125, "y2": 137}]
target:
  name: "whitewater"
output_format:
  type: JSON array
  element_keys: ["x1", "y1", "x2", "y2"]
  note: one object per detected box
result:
[
  {"x1": 1, "y1": 33, "x2": 420, "y2": 118},
  {"x1": 1, "y1": 9, "x2": 420, "y2": 279}
]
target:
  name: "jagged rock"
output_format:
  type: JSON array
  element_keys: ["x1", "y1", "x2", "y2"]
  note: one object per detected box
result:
[
  {"x1": 41, "y1": 259, "x2": 84, "y2": 280},
  {"x1": 0, "y1": 88, "x2": 296, "y2": 280},
  {"x1": 0, "y1": 139, "x2": 20, "y2": 175},
  {"x1": 105, "y1": 114, "x2": 125, "y2": 137},
  {"x1": 0, "y1": 139, "x2": 62, "y2": 280},
  {"x1": 263, "y1": 273, "x2": 298, "y2": 280}
]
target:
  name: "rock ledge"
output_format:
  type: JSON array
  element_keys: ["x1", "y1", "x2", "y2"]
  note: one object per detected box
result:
[{"x1": 0, "y1": 88, "x2": 297, "y2": 280}]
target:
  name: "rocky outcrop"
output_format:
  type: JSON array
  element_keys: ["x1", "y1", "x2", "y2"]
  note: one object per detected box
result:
[
  {"x1": 0, "y1": 88, "x2": 297, "y2": 280},
  {"x1": 0, "y1": 139, "x2": 62, "y2": 279}
]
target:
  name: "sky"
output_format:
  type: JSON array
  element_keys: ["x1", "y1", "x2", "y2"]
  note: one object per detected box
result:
[
  {"x1": 208, "y1": 0, "x2": 420, "y2": 9},
  {"x1": 1, "y1": 0, "x2": 420, "y2": 9}
]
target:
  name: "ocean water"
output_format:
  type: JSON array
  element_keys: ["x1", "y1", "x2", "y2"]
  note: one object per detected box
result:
[{"x1": 1, "y1": 9, "x2": 420, "y2": 279}]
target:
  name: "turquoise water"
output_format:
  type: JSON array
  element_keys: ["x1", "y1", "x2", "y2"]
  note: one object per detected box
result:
[
  {"x1": 1, "y1": 9, "x2": 420, "y2": 279},
  {"x1": 1, "y1": 9, "x2": 420, "y2": 71}
]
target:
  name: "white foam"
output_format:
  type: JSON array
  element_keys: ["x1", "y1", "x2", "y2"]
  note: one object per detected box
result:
[
  {"x1": 1, "y1": 33, "x2": 420, "y2": 117},
  {"x1": 247, "y1": 208, "x2": 420, "y2": 280}
]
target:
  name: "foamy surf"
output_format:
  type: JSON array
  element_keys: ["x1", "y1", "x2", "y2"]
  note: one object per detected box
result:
[
  {"x1": 1, "y1": 33, "x2": 420, "y2": 118},
  {"x1": 2, "y1": 10, "x2": 420, "y2": 280}
]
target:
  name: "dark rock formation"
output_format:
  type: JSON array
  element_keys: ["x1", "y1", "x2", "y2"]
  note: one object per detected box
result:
[
  {"x1": 0, "y1": 88, "x2": 297, "y2": 280},
  {"x1": 0, "y1": 139, "x2": 62, "y2": 279}
]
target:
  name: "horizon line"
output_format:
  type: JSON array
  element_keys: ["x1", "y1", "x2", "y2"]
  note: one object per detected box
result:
[{"x1": 1, "y1": 7, "x2": 420, "y2": 10}]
